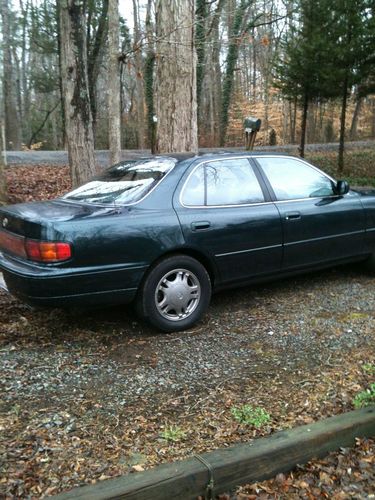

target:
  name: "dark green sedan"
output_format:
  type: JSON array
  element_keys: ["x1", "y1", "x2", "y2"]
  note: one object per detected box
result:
[{"x1": 0, "y1": 152, "x2": 374, "y2": 331}]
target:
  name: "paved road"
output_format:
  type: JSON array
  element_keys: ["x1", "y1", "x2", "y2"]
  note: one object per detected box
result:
[{"x1": 5, "y1": 140, "x2": 375, "y2": 166}]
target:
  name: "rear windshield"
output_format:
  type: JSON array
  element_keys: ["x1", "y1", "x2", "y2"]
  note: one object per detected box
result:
[{"x1": 62, "y1": 158, "x2": 176, "y2": 205}]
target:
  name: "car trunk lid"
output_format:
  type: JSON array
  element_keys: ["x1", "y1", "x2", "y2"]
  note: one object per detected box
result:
[{"x1": 0, "y1": 200, "x2": 117, "y2": 262}]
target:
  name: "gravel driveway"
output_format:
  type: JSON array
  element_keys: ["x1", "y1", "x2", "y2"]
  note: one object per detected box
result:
[
  {"x1": 1, "y1": 268, "x2": 372, "y2": 405},
  {"x1": 1, "y1": 263, "x2": 374, "y2": 497}
]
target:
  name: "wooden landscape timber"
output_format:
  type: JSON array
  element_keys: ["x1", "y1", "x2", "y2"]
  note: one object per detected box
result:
[{"x1": 53, "y1": 407, "x2": 375, "y2": 500}]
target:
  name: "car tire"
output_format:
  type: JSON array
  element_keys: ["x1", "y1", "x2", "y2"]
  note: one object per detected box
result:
[{"x1": 136, "y1": 255, "x2": 211, "y2": 332}]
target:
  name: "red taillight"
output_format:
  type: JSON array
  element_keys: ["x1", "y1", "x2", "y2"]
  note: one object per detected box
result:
[
  {"x1": 25, "y1": 240, "x2": 72, "y2": 262},
  {"x1": 0, "y1": 229, "x2": 71, "y2": 263}
]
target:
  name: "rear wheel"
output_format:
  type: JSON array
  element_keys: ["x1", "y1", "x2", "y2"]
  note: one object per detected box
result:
[{"x1": 137, "y1": 255, "x2": 211, "y2": 332}]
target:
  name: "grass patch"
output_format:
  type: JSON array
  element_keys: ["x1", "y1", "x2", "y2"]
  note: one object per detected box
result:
[
  {"x1": 160, "y1": 425, "x2": 186, "y2": 442},
  {"x1": 353, "y1": 383, "x2": 375, "y2": 409},
  {"x1": 231, "y1": 404, "x2": 271, "y2": 428}
]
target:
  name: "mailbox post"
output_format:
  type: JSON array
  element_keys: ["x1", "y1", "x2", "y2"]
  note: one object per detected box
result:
[{"x1": 244, "y1": 117, "x2": 261, "y2": 150}]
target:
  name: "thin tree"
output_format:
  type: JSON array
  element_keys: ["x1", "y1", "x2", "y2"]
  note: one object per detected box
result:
[
  {"x1": 144, "y1": 0, "x2": 156, "y2": 152},
  {"x1": 132, "y1": 0, "x2": 146, "y2": 149},
  {"x1": 154, "y1": 0, "x2": 198, "y2": 153},
  {"x1": 1, "y1": 0, "x2": 22, "y2": 150},
  {"x1": 87, "y1": 0, "x2": 109, "y2": 135},
  {"x1": 108, "y1": 0, "x2": 121, "y2": 164},
  {"x1": 196, "y1": 0, "x2": 224, "y2": 144},
  {"x1": 0, "y1": 121, "x2": 7, "y2": 205},
  {"x1": 59, "y1": 0, "x2": 97, "y2": 186}
]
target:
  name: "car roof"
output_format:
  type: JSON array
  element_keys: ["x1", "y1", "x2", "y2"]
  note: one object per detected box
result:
[{"x1": 125, "y1": 151, "x2": 293, "y2": 164}]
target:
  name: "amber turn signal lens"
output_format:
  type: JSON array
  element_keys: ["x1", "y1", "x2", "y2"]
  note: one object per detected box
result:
[{"x1": 25, "y1": 240, "x2": 72, "y2": 262}]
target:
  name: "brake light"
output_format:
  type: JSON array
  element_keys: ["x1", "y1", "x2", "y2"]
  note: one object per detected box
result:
[
  {"x1": 25, "y1": 240, "x2": 72, "y2": 262},
  {"x1": 0, "y1": 229, "x2": 71, "y2": 263}
]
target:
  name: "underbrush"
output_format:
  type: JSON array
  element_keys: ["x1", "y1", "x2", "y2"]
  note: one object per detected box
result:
[{"x1": 307, "y1": 148, "x2": 375, "y2": 187}]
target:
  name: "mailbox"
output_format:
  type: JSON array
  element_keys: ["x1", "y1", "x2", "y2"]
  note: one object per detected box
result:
[
  {"x1": 243, "y1": 116, "x2": 261, "y2": 150},
  {"x1": 243, "y1": 117, "x2": 261, "y2": 132}
]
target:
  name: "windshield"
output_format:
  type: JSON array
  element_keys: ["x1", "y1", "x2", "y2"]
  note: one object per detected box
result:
[{"x1": 62, "y1": 157, "x2": 176, "y2": 205}]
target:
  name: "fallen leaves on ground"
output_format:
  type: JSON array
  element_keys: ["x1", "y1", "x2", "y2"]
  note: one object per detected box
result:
[{"x1": 236, "y1": 437, "x2": 375, "y2": 499}]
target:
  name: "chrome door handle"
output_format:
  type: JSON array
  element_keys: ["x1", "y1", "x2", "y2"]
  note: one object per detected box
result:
[
  {"x1": 285, "y1": 212, "x2": 301, "y2": 221},
  {"x1": 191, "y1": 221, "x2": 211, "y2": 231}
]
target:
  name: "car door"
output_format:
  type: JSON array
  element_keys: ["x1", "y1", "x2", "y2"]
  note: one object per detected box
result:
[
  {"x1": 255, "y1": 156, "x2": 366, "y2": 270},
  {"x1": 173, "y1": 157, "x2": 283, "y2": 285}
]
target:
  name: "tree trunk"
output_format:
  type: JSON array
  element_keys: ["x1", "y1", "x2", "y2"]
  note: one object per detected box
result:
[
  {"x1": 1, "y1": 0, "x2": 22, "y2": 150},
  {"x1": 132, "y1": 0, "x2": 146, "y2": 149},
  {"x1": 154, "y1": 0, "x2": 198, "y2": 153},
  {"x1": 219, "y1": 0, "x2": 252, "y2": 146},
  {"x1": 56, "y1": 2, "x2": 67, "y2": 148},
  {"x1": 252, "y1": 33, "x2": 257, "y2": 101},
  {"x1": 0, "y1": 121, "x2": 7, "y2": 205},
  {"x1": 108, "y1": 0, "x2": 121, "y2": 164},
  {"x1": 290, "y1": 97, "x2": 297, "y2": 144},
  {"x1": 87, "y1": 0, "x2": 109, "y2": 140},
  {"x1": 19, "y1": 0, "x2": 31, "y2": 142},
  {"x1": 338, "y1": 76, "x2": 349, "y2": 174},
  {"x1": 59, "y1": 0, "x2": 97, "y2": 187},
  {"x1": 195, "y1": 0, "x2": 208, "y2": 119},
  {"x1": 349, "y1": 96, "x2": 363, "y2": 140},
  {"x1": 199, "y1": 0, "x2": 224, "y2": 146},
  {"x1": 299, "y1": 93, "x2": 308, "y2": 158},
  {"x1": 144, "y1": 0, "x2": 156, "y2": 152}
]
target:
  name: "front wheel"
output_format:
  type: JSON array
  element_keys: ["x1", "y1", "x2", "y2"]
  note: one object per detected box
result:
[{"x1": 137, "y1": 255, "x2": 211, "y2": 332}]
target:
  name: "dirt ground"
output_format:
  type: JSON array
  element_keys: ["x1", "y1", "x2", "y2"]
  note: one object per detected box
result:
[{"x1": 0, "y1": 164, "x2": 374, "y2": 498}]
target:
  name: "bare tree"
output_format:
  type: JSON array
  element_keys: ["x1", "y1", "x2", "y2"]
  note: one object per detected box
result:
[
  {"x1": 144, "y1": 0, "x2": 156, "y2": 152},
  {"x1": 0, "y1": 121, "x2": 6, "y2": 205},
  {"x1": 132, "y1": 0, "x2": 146, "y2": 148},
  {"x1": 59, "y1": 0, "x2": 97, "y2": 186},
  {"x1": 87, "y1": 0, "x2": 109, "y2": 136},
  {"x1": 108, "y1": 0, "x2": 121, "y2": 164},
  {"x1": 154, "y1": 0, "x2": 198, "y2": 153},
  {"x1": 1, "y1": 0, "x2": 22, "y2": 150}
]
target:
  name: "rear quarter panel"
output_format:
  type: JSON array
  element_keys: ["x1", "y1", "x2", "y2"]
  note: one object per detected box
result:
[{"x1": 53, "y1": 207, "x2": 186, "y2": 268}]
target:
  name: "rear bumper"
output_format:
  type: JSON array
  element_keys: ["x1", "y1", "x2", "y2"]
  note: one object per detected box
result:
[{"x1": 0, "y1": 252, "x2": 147, "y2": 307}]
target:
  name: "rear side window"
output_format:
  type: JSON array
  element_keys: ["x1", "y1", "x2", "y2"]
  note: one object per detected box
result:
[
  {"x1": 257, "y1": 157, "x2": 335, "y2": 200},
  {"x1": 182, "y1": 159, "x2": 265, "y2": 206},
  {"x1": 63, "y1": 158, "x2": 176, "y2": 205}
]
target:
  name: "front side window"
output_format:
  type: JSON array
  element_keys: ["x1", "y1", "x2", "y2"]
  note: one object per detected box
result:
[
  {"x1": 182, "y1": 159, "x2": 265, "y2": 206},
  {"x1": 62, "y1": 158, "x2": 176, "y2": 205},
  {"x1": 257, "y1": 157, "x2": 335, "y2": 201}
]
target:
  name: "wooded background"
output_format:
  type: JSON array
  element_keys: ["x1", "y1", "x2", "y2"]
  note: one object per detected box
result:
[{"x1": 1, "y1": 0, "x2": 375, "y2": 190}]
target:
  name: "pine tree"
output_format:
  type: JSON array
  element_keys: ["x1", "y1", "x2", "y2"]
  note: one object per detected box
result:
[
  {"x1": 328, "y1": 0, "x2": 374, "y2": 172},
  {"x1": 275, "y1": 0, "x2": 337, "y2": 157},
  {"x1": 276, "y1": 0, "x2": 375, "y2": 166}
]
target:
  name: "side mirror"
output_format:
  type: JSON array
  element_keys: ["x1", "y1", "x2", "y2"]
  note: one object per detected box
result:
[{"x1": 336, "y1": 180, "x2": 350, "y2": 196}]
